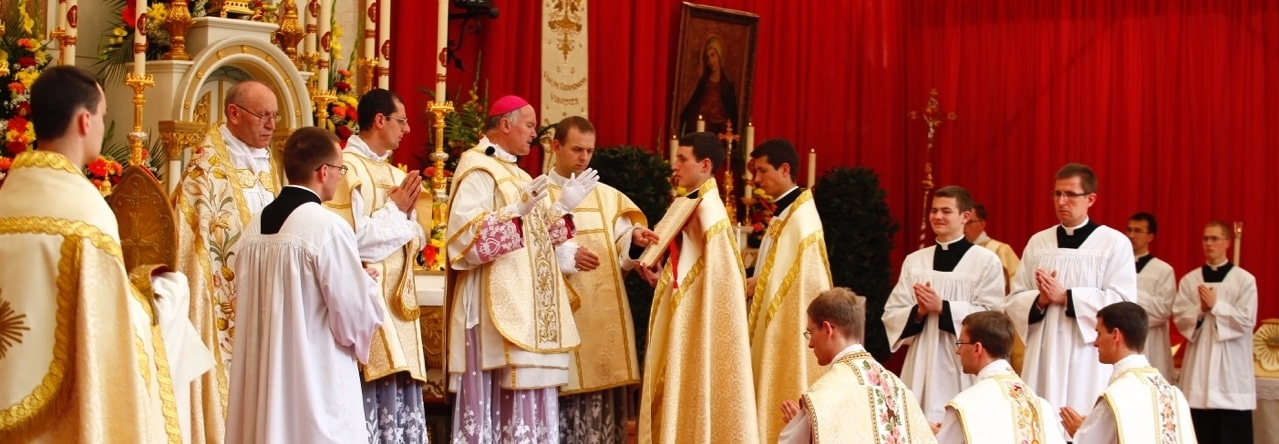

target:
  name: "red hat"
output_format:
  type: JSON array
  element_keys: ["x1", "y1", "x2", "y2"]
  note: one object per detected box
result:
[{"x1": 488, "y1": 95, "x2": 530, "y2": 117}]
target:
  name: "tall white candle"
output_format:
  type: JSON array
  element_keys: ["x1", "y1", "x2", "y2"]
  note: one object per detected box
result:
[
  {"x1": 743, "y1": 122, "x2": 754, "y2": 158},
  {"x1": 66, "y1": 0, "x2": 77, "y2": 63},
  {"x1": 435, "y1": 0, "x2": 448, "y2": 102},
  {"x1": 318, "y1": 0, "x2": 332, "y2": 90},
  {"x1": 132, "y1": 0, "x2": 146, "y2": 76},
  {"x1": 669, "y1": 135, "x2": 678, "y2": 165},
  {"x1": 807, "y1": 149, "x2": 816, "y2": 186},
  {"x1": 304, "y1": 0, "x2": 316, "y2": 56},
  {"x1": 56, "y1": 0, "x2": 66, "y2": 33},
  {"x1": 377, "y1": 0, "x2": 391, "y2": 89},
  {"x1": 362, "y1": 0, "x2": 375, "y2": 90},
  {"x1": 696, "y1": 115, "x2": 705, "y2": 132}
]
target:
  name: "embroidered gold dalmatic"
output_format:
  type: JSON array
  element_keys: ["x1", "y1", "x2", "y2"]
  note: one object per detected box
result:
[
  {"x1": 802, "y1": 349, "x2": 935, "y2": 443},
  {"x1": 746, "y1": 190, "x2": 831, "y2": 443},
  {"x1": 549, "y1": 182, "x2": 645, "y2": 395},
  {"x1": 446, "y1": 149, "x2": 580, "y2": 387},
  {"x1": 947, "y1": 367, "x2": 1064, "y2": 444},
  {"x1": 324, "y1": 150, "x2": 426, "y2": 382},
  {"x1": 173, "y1": 128, "x2": 281, "y2": 443},
  {"x1": 639, "y1": 179, "x2": 758, "y2": 444},
  {"x1": 0, "y1": 151, "x2": 180, "y2": 443},
  {"x1": 1102, "y1": 367, "x2": 1197, "y2": 444}
]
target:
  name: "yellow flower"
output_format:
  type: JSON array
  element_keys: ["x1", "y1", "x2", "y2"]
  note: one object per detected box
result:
[
  {"x1": 340, "y1": 95, "x2": 358, "y2": 107},
  {"x1": 16, "y1": 71, "x2": 39, "y2": 90},
  {"x1": 330, "y1": 22, "x2": 344, "y2": 60},
  {"x1": 113, "y1": 27, "x2": 129, "y2": 37},
  {"x1": 148, "y1": 3, "x2": 168, "y2": 25}
]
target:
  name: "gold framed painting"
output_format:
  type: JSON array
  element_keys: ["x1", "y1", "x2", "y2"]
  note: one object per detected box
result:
[{"x1": 669, "y1": 2, "x2": 759, "y2": 138}]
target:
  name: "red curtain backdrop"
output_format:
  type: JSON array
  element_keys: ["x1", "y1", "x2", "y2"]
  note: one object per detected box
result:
[{"x1": 392, "y1": 0, "x2": 1278, "y2": 327}]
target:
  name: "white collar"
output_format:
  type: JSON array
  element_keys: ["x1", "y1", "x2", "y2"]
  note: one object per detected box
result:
[
  {"x1": 478, "y1": 136, "x2": 519, "y2": 163},
  {"x1": 1206, "y1": 259, "x2": 1230, "y2": 269},
  {"x1": 774, "y1": 186, "x2": 800, "y2": 201},
  {"x1": 1135, "y1": 252, "x2": 1151, "y2": 261},
  {"x1": 283, "y1": 184, "x2": 320, "y2": 199},
  {"x1": 549, "y1": 168, "x2": 575, "y2": 186},
  {"x1": 1110, "y1": 354, "x2": 1151, "y2": 383},
  {"x1": 344, "y1": 135, "x2": 391, "y2": 162},
  {"x1": 976, "y1": 359, "x2": 1014, "y2": 381},
  {"x1": 936, "y1": 234, "x2": 964, "y2": 250},
  {"x1": 219, "y1": 125, "x2": 268, "y2": 157},
  {"x1": 831, "y1": 343, "x2": 867, "y2": 362},
  {"x1": 1061, "y1": 217, "x2": 1091, "y2": 235}
]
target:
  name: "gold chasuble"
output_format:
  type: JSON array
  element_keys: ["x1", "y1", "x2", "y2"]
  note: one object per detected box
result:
[
  {"x1": 802, "y1": 349, "x2": 935, "y2": 443},
  {"x1": 639, "y1": 179, "x2": 758, "y2": 444},
  {"x1": 173, "y1": 128, "x2": 281, "y2": 443},
  {"x1": 549, "y1": 182, "x2": 646, "y2": 394},
  {"x1": 1102, "y1": 366, "x2": 1197, "y2": 444},
  {"x1": 446, "y1": 149, "x2": 579, "y2": 386},
  {"x1": 746, "y1": 189, "x2": 831, "y2": 442},
  {"x1": 0, "y1": 151, "x2": 180, "y2": 443},
  {"x1": 325, "y1": 150, "x2": 426, "y2": 382}
]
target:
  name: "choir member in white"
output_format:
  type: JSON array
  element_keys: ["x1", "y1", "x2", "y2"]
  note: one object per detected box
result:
[
  {"x1": 1003, "y1": 163, "x2": 1136, "y2": 430},
  {"x1": 1125, "y1": 212, "x2": 1177, "y2": 381},
  {"x1": 226, "y1": 127, "x2": 386, "y2": 444},
  {"x1": 883, "y1": 185, "x2": 1004, "y2": 421},
  {"x1": 1173, "y1": 220, "x2": 1257, "y2": 443}
]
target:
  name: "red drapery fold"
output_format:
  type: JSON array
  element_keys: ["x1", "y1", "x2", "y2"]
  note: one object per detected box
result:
[{"x1": 392, "y1": 0, "x2": 1278, "y2": 327}]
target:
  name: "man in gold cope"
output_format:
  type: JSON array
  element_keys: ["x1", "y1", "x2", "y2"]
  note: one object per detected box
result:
[
  {"x1": 173, "y1": 79, "x2": 282, "y2": 443},
  {"x1": 778, "y1": 288, "x2": 935, "y2": 443},
  {"x1": 744, "y1": 138, "x2": 832, "y2": 443},
  {"x1": 639, "y1": 131, "x2": 757, "y2": 443},
  {"x1": 0, "y1": 65, "x2": 178, "y2": 443},
  {"x1": 547, "y1": 116, "x2": 659, "y2": 442},
  {"x1": 323, "y1": 88, "x2": 428, "y2": 441}
]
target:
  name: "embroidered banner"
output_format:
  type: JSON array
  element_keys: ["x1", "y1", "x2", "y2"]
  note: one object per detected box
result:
[{"x1": 540, "y1": 0, "x2": 589, "y2": 173}]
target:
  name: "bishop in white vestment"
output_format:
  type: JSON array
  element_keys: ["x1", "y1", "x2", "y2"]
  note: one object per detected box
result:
[
  {"x1": 884, "y1": 186, "x2": 1004, "y2": 422},
  {"x1": 226, "y1": 128, "x2": 385, "y2": 444}
]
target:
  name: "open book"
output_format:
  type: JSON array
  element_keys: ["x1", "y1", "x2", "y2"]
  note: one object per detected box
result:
[{"x1": 637, "y1": 195, "x2": 703, "y2": 268}]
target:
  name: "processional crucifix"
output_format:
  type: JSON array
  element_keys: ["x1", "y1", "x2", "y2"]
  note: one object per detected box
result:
[
  {"x1": 907, "y1": 88, "x2": 956, "y2": 250},
  {"x1": 718, "y1": 120, "x2": 740, "y2": 225}
]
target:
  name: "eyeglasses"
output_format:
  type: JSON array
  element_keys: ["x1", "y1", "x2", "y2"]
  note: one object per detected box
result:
[
  {"x1": 386, "y1": 115, "x2": 409, "y2": 126},
  {"x1": 955, "y1": 340, "x2": 977, "y2": 348},
  {"x1": 232, "y1": 103, "x2": 282, "y2": 123},
  {"x1": 1052, "y1": 190, "x2": 1092, "y2": 200},
  {"x1": 803, "y1": 322, "x2": 827, "y2": 340},
  {"x1": 318, "y1": 163, "x2": 348, "y2": 175},
  {"x1": 1203, "y1": 236, "x2": 1228, "y2": 242},
  {"x1": 1125, "y1": 227, "x2": 1149, "y2": 234}
]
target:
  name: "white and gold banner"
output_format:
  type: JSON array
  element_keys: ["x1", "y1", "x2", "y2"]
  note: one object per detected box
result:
[{"x1": 541, "y1": 0, "x2": 589, "y2": 172}]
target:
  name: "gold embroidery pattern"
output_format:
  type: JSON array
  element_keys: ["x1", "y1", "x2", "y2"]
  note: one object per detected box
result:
[
  {"x1": 0, "y1": 295, "x2": 29, "y2": 359},
  {"x1": 992, "y1": 374, "x2": 1047, "y2": 443},
  {"x1": 747, "y1": 191, "x2": 814, "y2": 336},
  {"x1": 0, "y1": 237, "x2": 78, "y2": 437},
  {"x1": 763, "y1": 231, "x2": 829, "y2": 328},
  {"x1": 10, "y1": 151, "x2": 83, "y2": 176},
  {"x1": 234, "y1": 169, "x2": 275, "y2": 191}
]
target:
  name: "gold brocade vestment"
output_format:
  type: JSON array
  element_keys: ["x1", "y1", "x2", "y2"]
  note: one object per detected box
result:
[
  {"x1": 173, "y1": 128, "x2": 280, "y2": 443},
  {"x1": 639, "y1": 179, "x2": 758, "y2": 444},
  {"x1": 803, "y1": 349, "x2": 935, "y2": 443},
  {"x1": 325, "y1": 150, "x2": 427, "y2": 382},
  {"x1": 746, "y1": 189, "x2": 832, "y2": 443},
  {"x1": 0, "y1": 151, "x2": 180, "y2": 443}
]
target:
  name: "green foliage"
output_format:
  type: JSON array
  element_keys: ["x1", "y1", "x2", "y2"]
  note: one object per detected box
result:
[
  {"x1": 421, "y1": 55, "x2": 486, "y2": 172},
  {"x1": 588, "y1": 145, "x2": 672, "y2": 366},
  {"x1": 813, "y1": 166, "x2": 900, "y2": 362}
]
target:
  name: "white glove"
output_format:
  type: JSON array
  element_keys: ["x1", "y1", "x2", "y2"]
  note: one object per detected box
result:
[
  {"x1": 507, "y1": 175, "x2": 550, "y2": 217},
  {"x1": 553, "y1": 168, "x2": 600, "y2": 216}
]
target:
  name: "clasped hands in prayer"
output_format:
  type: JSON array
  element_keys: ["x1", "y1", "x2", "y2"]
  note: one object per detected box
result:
[
  {"x1": 388, "y1": 170, "x2": 423, "y2": 217},
  {"x1": 1034, "y1": 269, "x2": 1068, "y2": 309},
  {"x1": 913, "y1": 282, "x2": 943, "y2": 320},
  {"x1": 1196, "y1": 284, "x2": 1217, "y2": 311}
]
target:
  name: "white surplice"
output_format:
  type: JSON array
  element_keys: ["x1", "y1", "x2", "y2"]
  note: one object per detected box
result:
[
  {"x1": 1135, "y1": 254, "x2": 1177, "y2": 381},
  {"x1": 1172, "y1": 262, "x2": 1257, "y2": 410},
  {"x1": 882, "y1": 238, "x2": 1005, "y2": 422},
  {"x1": 227, "y1": 189, "x2": 386, "y2": 444},
  {"x1": 1004, "y1": 219, "x2": 1136, "y2": 418}
]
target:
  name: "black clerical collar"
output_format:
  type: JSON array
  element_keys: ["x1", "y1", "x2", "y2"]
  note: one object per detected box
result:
[
  {"x1": 933, "y1": 237, "x2": 973, "y2": 272},
  {"x1": 1201, "y1": 261, "x2": 1233, "y2": 283},
  {"x1": 772, "y1": 186, "x2": 802, "y2": 215},
  {"x1": 686, "y1": 190, "x2": 699, "y2": 199},
  {"x1": 1055, "y1": 219, "x2": 1099, "y2": 249},
  {"x1": 1135, "y1": 254, "x2": 1156, "y2": 273},
  {"x1": 260, "y1": 186, "x2": 321, "y2": 234}
]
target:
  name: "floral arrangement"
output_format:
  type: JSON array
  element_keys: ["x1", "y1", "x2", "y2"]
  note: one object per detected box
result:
[
  {"x1": 745, "y1": 187, "x2": 776, "y2": 248},
  {"x1": 96, "y1": 1, "x2": 205, "y2": 86},
  {"x1": 417, "y1": 207, "x2": 446, "y2": 271},
  {"x1": 0, "y1": 1, "x2": 52, "y2": 183},
  {"x1": 325, "y1": 69, "x2": 359, "y2": 146},
  {"x1": 85, "y1": 156, "x2": 125, "y2": 195}
]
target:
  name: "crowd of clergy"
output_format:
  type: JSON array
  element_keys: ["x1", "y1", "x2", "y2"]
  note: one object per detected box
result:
[{"x1": 0, "y1": 65, "x2": 1257, "y2": 444}]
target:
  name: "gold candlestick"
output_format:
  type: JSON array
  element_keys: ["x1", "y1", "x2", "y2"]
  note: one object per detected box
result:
[
  {"x1": 358, "y1": 57, "x2": 377, "y2": 95},
  {"x1": 309, "y1": 85, "x2": 336, "y2": 125},
  {"x1": 718, "y1": 120, "x2": 740, "y2": 225},
  {"x1": 0, "y1": 0, "x2": 7, "y2": 76},
  {"x1": 163, "y1": 0, "x2": 195, "y2": 60},
  {"x1": 125, "y1": 72, "x2": 156, "y2": 167},
  {"x1": 274, "y1": 0, "x2": 305, "y2": 69},
  {"x1": 427, "y1": 100, "x2": 454, "y2": 201}
]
